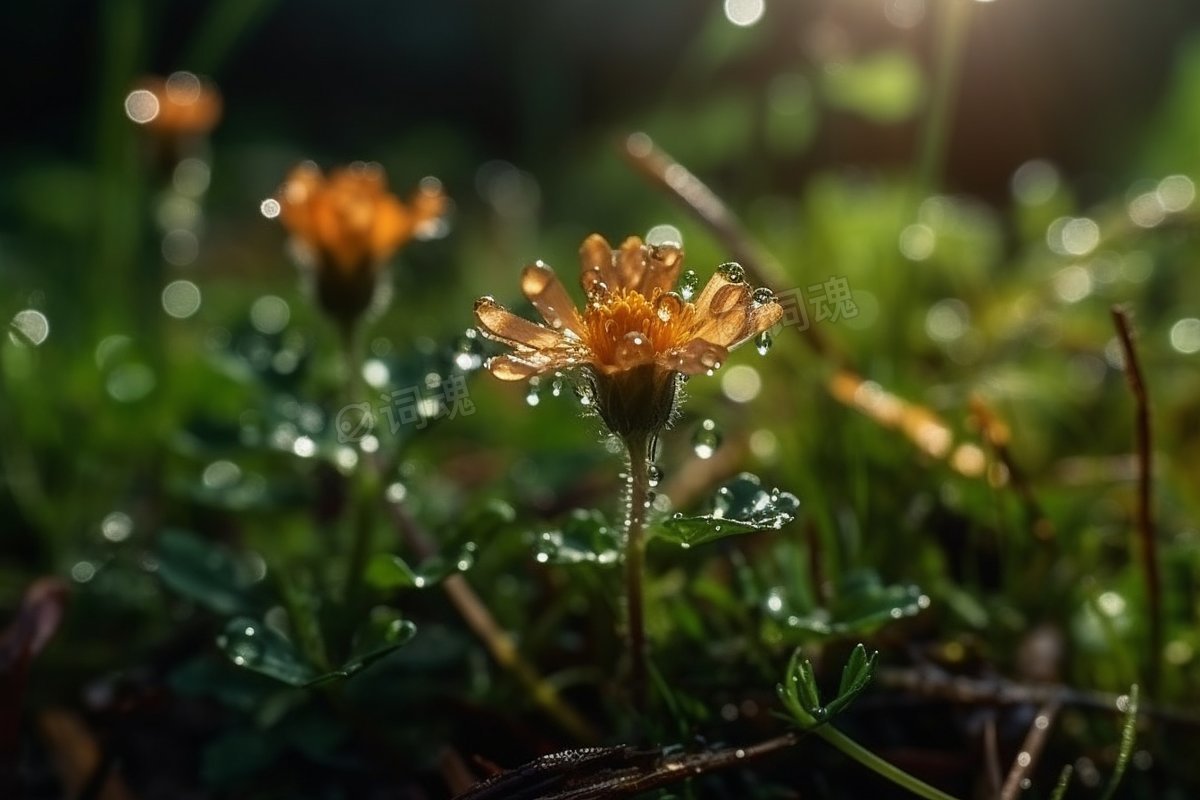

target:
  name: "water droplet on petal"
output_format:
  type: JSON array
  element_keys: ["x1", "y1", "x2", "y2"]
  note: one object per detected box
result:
[
  {"x1": 655, "y1": 291, "x2": 685, "y2": 322},
  {"x1": 717, "y1": 262, "x2": 746, "y2": 284},
  {"x1": 679, "y1": 269, "x2": 699, "y2": 300},
  {"x1": 752, "y1": 286, "x2": 775, "y2": 304},
  {"x1": 755, "y1": 330, "x2": 773, "y2": 355}
]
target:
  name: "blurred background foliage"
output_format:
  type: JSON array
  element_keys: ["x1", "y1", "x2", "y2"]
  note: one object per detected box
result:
[{"x1": 3, "y1": 0, "x2": 1200, "y2": 797}]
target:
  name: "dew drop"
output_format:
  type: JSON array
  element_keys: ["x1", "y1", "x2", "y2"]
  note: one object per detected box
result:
[
  {"x1": 752, "y1": 286, "x2": 775, "y2": 304},
  {"x1": 526, "y1": 376, "x2": 542, "y2": 407},
  {"x1": 647, "y1": 463, "x2": 663, "y2": 487},
  {"x1": 220, "y1": 618, "x2": 263, "y2": 668},
  {"x1": 551, "y1": 372, "x2": 564, "y2": 397},
  {"x1": 717, "y1": 262, "x2": 746, "y2": 284},
  {"x1": 755, "y1": 330, "x2": 772, "y2": 355},
  {"x1": 692, "y1": 418, "x2": 722, "y2": 459},
  {"x1": 678, "y1": 269, "x2": 699, "y2": 301}
]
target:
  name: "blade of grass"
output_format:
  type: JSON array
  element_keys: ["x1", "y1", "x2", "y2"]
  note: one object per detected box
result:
[{"x1": 1098, "y1": 685, "x2": 1139, "y2": 800}]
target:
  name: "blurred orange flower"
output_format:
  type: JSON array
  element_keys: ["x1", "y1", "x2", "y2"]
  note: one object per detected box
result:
[
  {"x1": 273, "y1": 162, "x2": 446, "y2": 328},
  {"x1": 475, "y1": 234, "x2": 782, "y2": 435},
  {"x1": 125, "y1": 72, "x2": 222, "y2": 138}
]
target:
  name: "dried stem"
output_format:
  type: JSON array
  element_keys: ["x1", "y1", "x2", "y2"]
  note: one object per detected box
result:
[
  {"x1": 622, "y1": 432, "x2": 652, "y2": 713},
  {"x1": 1110, "y1": 305, "x2": 1161, "y2": 695},
  {"x1": 453, "y1": 734, "x2": 801, "y2": 800},
  {"x1": 620, "y1": 133, "x2": 838, "y2": 363},
  {"x1": 385, "y1": 499, "x2": 600, "y2": 743},
  {"x1": 999, "y1": 704, "x2": 1059, "y2": 800}
]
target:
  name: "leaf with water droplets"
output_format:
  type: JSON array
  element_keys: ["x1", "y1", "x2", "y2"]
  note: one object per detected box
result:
[
  {"x1": 533, "y1": 509, "x2": 621, "y2": 566},
  {"x1": 304, "y1": 609, "x2": 417, "y2": 687},
  {"x1": 777, "y1": 643, "x2": 878, "y2": 730},
  {"x1": 217, "y1": 616, "x2": 316, "y2": 686},
  {"x1": 365, "y1": 542, "x2": 478, "y2": 590},
  {"x1": 772, "y1": 569, "x2": 928, "y2": 637},
  {"x1": 656, "y1": 473, "x2": 799, "y2": 548}
]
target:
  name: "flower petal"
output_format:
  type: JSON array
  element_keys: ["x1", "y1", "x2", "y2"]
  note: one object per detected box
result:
[
  {"x1": 578, "y1": 233, "x2": 619, "y2": 295},
  {"x1": 659, "y1": 338, "x2": 730, "y2": 375},
  {"x1": 614, "y1": 236, "x2": 646, "y2": 292},
  {"x1": 487, "y1": 354, "x2": 546, "y2": 381},
  {"x1": 640, "y1": 242, "x2": 684, "y2": 296},
  {"x1": 521, "y1": 262, "x2": 581, "y2": 333},
  {"x1": 474, "y1": 297, "x2": 567, "y2": 351}
]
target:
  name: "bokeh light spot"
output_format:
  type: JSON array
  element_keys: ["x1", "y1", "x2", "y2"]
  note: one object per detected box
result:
[
  {"x1": 724, "y1": 0, "x2": 765, "y2": 27},
  {"x1": 124, "y1": 89, "x2": 159, "y2": 124},
  {"x1": 162, "y1": 280, "x2": 202, "y2": 319}
]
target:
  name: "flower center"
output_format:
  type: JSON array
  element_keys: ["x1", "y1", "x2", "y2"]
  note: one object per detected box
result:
[{"x1": 579, "y1": 289, "x2": 695, "y2": 370}]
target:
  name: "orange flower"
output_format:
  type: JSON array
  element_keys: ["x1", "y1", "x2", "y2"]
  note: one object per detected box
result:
[
  {"x1": 274, "y1": 162, "x2": 446, "y2": 328},
  {"x1": 475, "y1": 234, "x2": 783, "y2": 435},
  {"x1": 125, "y1": 72, "x2": 222, "y2": 138}
]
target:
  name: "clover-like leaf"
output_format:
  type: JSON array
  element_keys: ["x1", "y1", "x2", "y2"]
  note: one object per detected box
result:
[
  {"x1": 365, "y1": 541, "x2": 477, "y2": 589},
  {"x1": 777, "y1": 643, "x2": 879, "y2": 729},
  {"x1": 658, "y1": 473, "x2": 799, "y2": 548},
  {"x1": 825, "y1": 643, "x2": 878, "y2": 717},
  {"x1": 217, "y1": 616, "x2": 316, "y2": 687},
  {"x1": 769, "y1": 570, "x2": 928, "y2": 638},
  {"x1": 533, "y1": 509, "x2": 621, "y2": 566},
  {"x1": 304, "y1": 608, "x2": 417, "y2": 687}
]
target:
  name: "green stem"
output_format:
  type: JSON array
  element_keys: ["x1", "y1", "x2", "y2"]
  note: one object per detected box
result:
[
  {"x1": 622, "y1": 432, "x2": 652, "y2": 712},
  {"x1": 340, "y1": 324, "x2": 376, "y2": 613},
  {"x1": 815, "y1": 725, "x2": 961, "y2": 800}
]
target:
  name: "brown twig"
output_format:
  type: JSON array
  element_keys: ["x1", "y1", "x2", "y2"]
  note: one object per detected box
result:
[
  {"x1": 999, "y1": 704, "x2": 1059, "y2": 800},
  {"x1": 982, "y1": 713, "x2": 1002, "y2": 796},
  {"x1": 1110, "y1": 306, "x2": 1161, "y2": 695},
  {"x1": 621, "y1": 132, "x2": 837, "y2": 363},
  {"x1": 453, "y1": 733, "x2": 801, "y2": 800},
  {"x1": 385, "y1": 499, "x2": 600, "y2": 743}
]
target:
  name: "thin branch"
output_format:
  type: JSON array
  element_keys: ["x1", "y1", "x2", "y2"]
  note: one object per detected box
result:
[
  {"x1": 622, "y1": 134, "x2": 992, "y2": 478},
  {"x1": 621, "y1": 132, "x2": 838, "y2": 363},
  {"x1": 1110, "y1": 305, "x2": 1161, "y2": 695},
  {"x1": 385, "y1": 499, "x2": 600, "y2": 743},
  {"x1": 982, "y1": 713, "x2": 1002, "y2": 797},
  {"x1": 453, "y1": 734, "x2": 801, "y2": 800},
  {"x1": 874, "y1": 667, "x2": 1200, "y2": 727},
  {"x1": 999, "y1": 704, "x2": 1059, "y2": 800}
]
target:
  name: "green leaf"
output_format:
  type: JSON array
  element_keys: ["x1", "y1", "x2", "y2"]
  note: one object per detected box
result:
[
  {"x1": 769, "y1": 570, "x2": 928, "y2": 638},
  {"x1": 217, "y1": 616, "x2": 316, "y2": 687},
  {"x1": 304, "y1": 608, "x2": 416, "y2": 687},
  {"x1": 365, "y1": 541, "x2": 477, "y2": 589},
  {"x1": 826, "y1": 644, "x2": 878, "y2": 717},
  {"x1": 364, "y1": 554, "x2": 420, "y2": 588},
  {"x1": 533, "y1": 509, "x2": 621, "y2": 566},
  {"x1": 156, "y1": 529, "x2": 264, "y2": 615},
  {"x1": 658, "y1": 473, "x2": 799, "y2": 548},
  {"x1": 778, "y1": 643, "x2": 878, "y2": 730}
]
